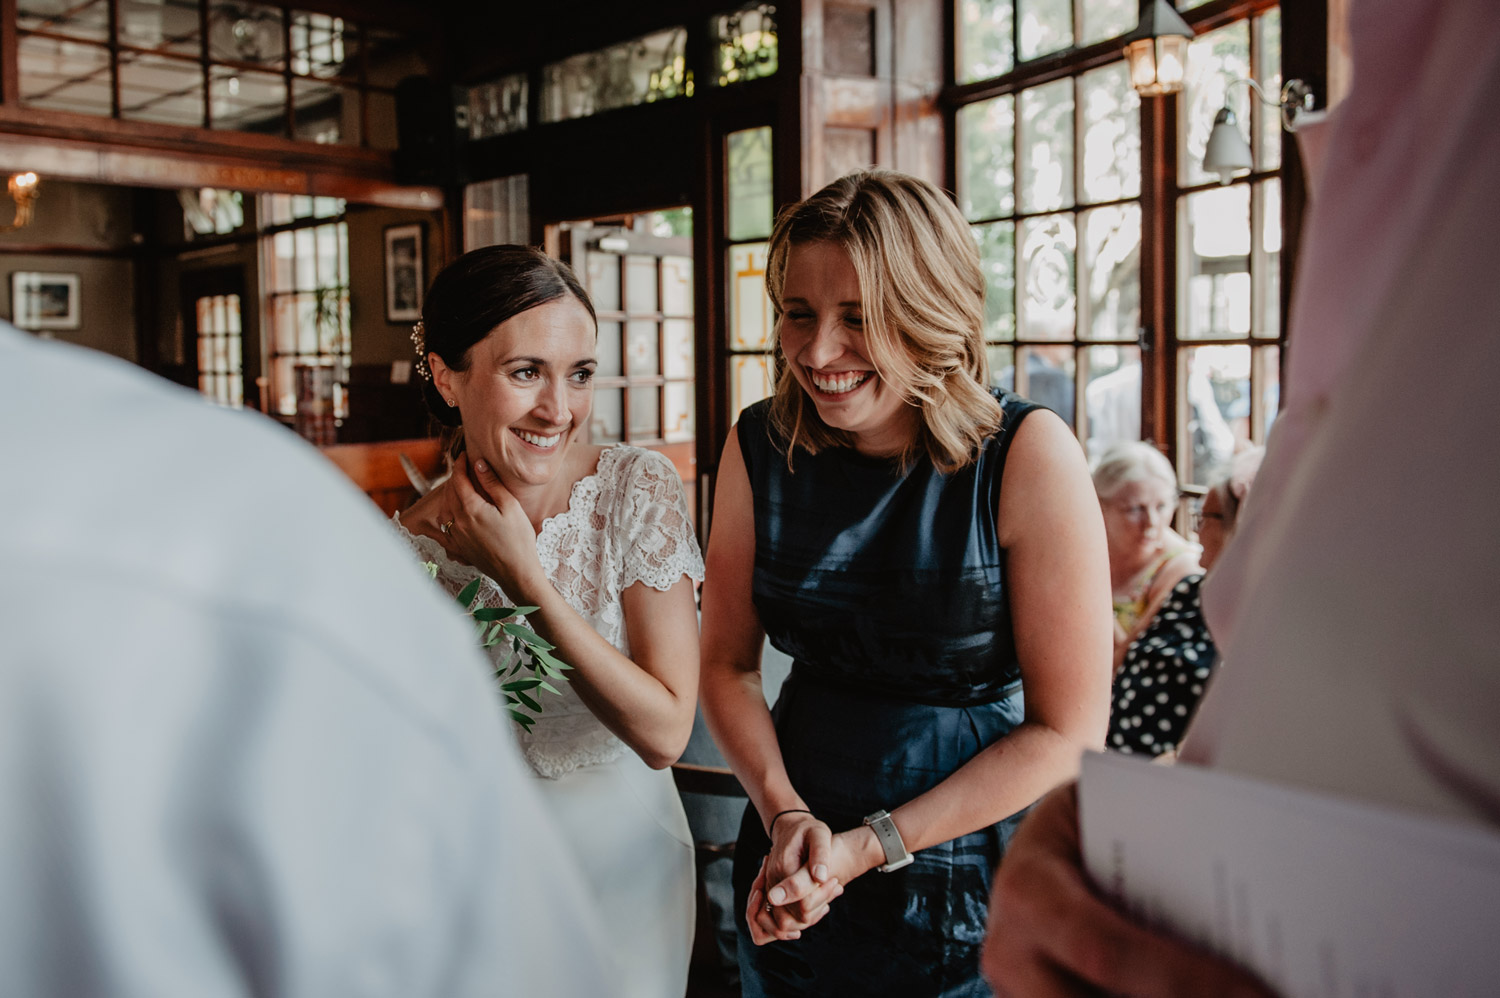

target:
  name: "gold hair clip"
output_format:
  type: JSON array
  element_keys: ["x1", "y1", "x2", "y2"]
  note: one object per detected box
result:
[{"x1": 410, "y1": 320, "x2": 431, "y2": 382}]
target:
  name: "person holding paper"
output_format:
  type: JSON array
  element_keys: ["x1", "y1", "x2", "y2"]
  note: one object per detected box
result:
[{"x1": 981, "y1": 0, "x2": 1500, "y2": 993}]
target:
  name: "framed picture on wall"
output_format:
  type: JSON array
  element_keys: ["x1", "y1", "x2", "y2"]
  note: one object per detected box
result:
[
  {"x1": 384, "y1": 223, "x2": 425, "y2": 323},
  {"x1": 11, "y1": 271, "x2": 81, "y2": 330}
]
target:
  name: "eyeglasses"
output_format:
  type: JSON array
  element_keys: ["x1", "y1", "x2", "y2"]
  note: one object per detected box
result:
[
  {"x1": 1191, "y1": 510, "x2": 1225, "y2": 532},
  {"x1": 1106, "y1": 498, "x2": 1175, "y2": 523}
]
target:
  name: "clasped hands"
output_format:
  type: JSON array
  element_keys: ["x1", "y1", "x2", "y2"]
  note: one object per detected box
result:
[{"x1": 745, "y1": 810, "x2": 882, "y2": 945}]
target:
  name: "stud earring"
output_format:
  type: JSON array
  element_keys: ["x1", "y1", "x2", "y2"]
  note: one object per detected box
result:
[{"x1": 444, "y1": 396, "x2": 456, "y2": 407}]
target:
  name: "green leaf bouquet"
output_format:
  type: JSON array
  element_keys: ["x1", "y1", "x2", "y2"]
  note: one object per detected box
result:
[{"x1": 425, "y1": 562, "x2": 572, "y2": 730}]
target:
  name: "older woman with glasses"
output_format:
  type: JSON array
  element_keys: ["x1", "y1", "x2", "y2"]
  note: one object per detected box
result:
[
  {"x1": 1106, "y1": 446, "x2": 1264, "y2": 757},
  {"x1": 1092, "y1": 441, "x2": 1202, "y2": 673}
]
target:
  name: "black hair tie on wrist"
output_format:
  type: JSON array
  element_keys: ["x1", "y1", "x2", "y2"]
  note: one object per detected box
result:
[{"x1": 769, "y1": 808, "x2": 814, "y2": 837}]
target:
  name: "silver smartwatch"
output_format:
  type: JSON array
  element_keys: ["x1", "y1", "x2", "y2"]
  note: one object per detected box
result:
[{"x1": 863, "y1": 809, "x2": 913, "y2": 872}]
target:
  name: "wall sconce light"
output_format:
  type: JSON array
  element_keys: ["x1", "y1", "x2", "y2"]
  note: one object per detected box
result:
[
  {"x1": 1203, "y1": 78, "x2": 1315, "y2": 184},
  {"x1": 2, "y1": 172, "x2": 41, "y2": 233},
  {"x1": 1122, "y1": 0, "x2": 1194, "y2": 97}
]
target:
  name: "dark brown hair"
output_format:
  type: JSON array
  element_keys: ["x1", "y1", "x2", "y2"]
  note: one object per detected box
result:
[{"x1": 419, "y1": 245, "x2": 595, "y2": 428}]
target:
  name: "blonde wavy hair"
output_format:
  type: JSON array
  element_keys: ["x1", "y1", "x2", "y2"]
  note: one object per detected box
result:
[{"x1": 765, "y1": 169, "x2": 1003, "y2": 473}]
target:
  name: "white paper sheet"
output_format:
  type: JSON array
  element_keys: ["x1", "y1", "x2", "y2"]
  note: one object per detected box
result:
[{"x1": 1079, "y1": 751, "x2": 1500, "y2": 997}]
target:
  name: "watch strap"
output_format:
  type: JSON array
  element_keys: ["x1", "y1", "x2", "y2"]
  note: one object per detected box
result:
[{"x1": 863, "y1": 809, "x2": 914, "y2": 872}]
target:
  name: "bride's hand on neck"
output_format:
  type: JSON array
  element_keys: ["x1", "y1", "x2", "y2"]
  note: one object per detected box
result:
[{"x1": 438, "y1": 453, "x2": 548, "y2": 599}]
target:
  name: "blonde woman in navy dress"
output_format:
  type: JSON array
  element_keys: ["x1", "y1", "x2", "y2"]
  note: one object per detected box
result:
[{"x1": 700, "y1": 170, "x2": 1114, "y2": 996}]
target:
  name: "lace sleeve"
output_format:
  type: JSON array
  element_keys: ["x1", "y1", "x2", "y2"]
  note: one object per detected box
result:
[{"x1": 610, "y1": 448, "x2": 705, "y2": 595}]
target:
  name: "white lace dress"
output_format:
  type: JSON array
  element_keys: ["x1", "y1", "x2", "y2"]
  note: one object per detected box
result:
[{"x1": 396, "y1": 445, "x2": 703, "y2": 998}]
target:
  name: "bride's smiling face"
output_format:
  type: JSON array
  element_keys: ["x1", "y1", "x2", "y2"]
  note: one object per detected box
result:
[{"x1": 433, "y1": 298, "x2": 597, "y2": 490}]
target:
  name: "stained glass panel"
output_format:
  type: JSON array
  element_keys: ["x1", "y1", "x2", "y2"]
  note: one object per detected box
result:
[{"x1": 730, "y1": 243, "x2": 773, "y2": 352}]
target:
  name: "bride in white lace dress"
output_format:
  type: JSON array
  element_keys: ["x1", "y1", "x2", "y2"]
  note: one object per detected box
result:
[{"x1": 394, "y1": 245, "x2": 702, "y2": 998}]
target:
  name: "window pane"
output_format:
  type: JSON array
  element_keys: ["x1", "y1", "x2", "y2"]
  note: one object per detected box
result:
[
  {"x1": 1016, "y1": 345, "x2": 1076, "y2": 425},
  {"x1": 19, "y1": 0, "x2": 109, "y2": 40},
  {"x1": 268, "y1": 232, "x2": 293, "y2": 290},
  {"x1": 662, "y1": 256, "x2": 693, "y2": 316},
  {"x1": 957, "y1": 0, "x2": 1014, "y2": 84},
  {"x1": 629, "y1": 386, "x2": 662, "y2": 438},
  {"x1": 293, "y1": 79, "x2": 358, "y2": 145},
  {"x1": 211, "y1": 68, "x2": 286, "y2": 135},
  {"x1": 1019, "y1": 80, "x2": 1074, "y2": 214},
  {"x1": 1254, "y1": 178, "x2": 1281, "y2": 339},
  {"x1": 294, "y1": 228, "x2": 317, "y2": 290},
  {"x1": 1178, "y1": 184, "x2": 1250, "y2": 340},
  {"x1": 728, "y1": 127, "x2": 774, "y2": 241},
  {"x1": 121, "y1": 0, "x2": 201, "y2": 56},
  {"x1": 959, "y1": 95, "x2": 1015, "y2": 222},
  {"x1": 714, "y1": 3, "x2": 779, "y2": 86},
  {"x1": 664, "y1": 319, "x2": 693, "y2": 379},
  {"x1": 596, "y1": 321, "x2": 624, "y2": 377},
  {"x1": 315, "y1": 225, "x2": 340, "y2": 286},
  {"x1": 1079, "y1": 0, "x2": 1137, "y2": 47},
  {"x1": 987, "y1": 344, "x2": 1016, "y2": 391},
  {"x1": 626, "y1": 320, "x2": 660, "y2": 377},
  {"x1": 208, "y1": 1, "x2": 285, "y2": 69},
  {"x1": 729, "y1": 243, "x2": 773, "y2": 351},
  {"x1": 1255, "y1": 8, "x2": 1282, "y2": 172},
  {"x1": 464, "y1": 175, "x2": 530, "y2": 248},
  {"x1": 649, "y1": 208, "x2": 693, "y2": 238},
  {"x1": 971, "y1": 222, "x2": 1018, "y2": 348},
  {"x1": 19, "y1": 36, "x2": 112, "y2": 116},
  {"x1": 1018, "y1": 0, "x2": 1072, "y2": 62},
  {"x1": 119, "y1": 51, "x2": 205, "y2": 127},
  {"x1": 541, "y1": 26, "x2": 689, "y2": 122},
  {"x1": 1080, "y1": 61, "x2": 1141, "y2": 204},
  {"x1": 588, "y1": 253, "x2": 622, "y2": 311},
  {"x1": 1178, "y1": 344, "x2": 1249, "y2": 487},
  {"x1": 290, "y1": 11, "x2": 355, "y2": 79},
  {"x1": 730, "y1": 354, "x2": 773, "y2": 417},
  {"x1": 272, "y1": 356, "x2": 295, "y2": 414},
  {"x1": 296, "y1": 293, "x2": 317, "y2": 353},
  {"x1": 1080, "y1": 203, "x2": 1141, "y2": 341},
  {"x1": 468, "y1": 74, "x2": 529, "y2": 139},
  {"x1": 1017, "y1": 213, "x2": 1076, "y2": 341},
  {"x1": 664, "y1": 382, "x2": 695, "y2": 442},
  {"x1": 591, "y1": 387, "x2": 624, "y2": 442},
  {"x1": 1255, "y1": 344, "x2": 1281, "y2": 440},
  {"x1": 1083, "y1": 343, "x2": 1140, "y2": 462},
  {"x1": 270, "y1": 295, "x2": 297, "y2": 354},
  {"x1": 1180, "y1": 20, "x2": 1251, "y2": 189},
  {"x1": 625, "y1": 255, "x2": 659, "y2": 312}
]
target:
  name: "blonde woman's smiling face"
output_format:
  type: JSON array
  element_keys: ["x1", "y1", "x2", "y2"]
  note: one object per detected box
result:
[
  {"x1": 433, "y1": 298, "x2": 596, "y2": 490},
  {"x1": 777, "y1": 240, "x2": 915, "y2": 456}
]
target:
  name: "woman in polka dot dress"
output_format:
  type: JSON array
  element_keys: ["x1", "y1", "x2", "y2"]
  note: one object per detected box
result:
[{"x1": 1107, "y1": 448, "x2": 1263, "y2": 757}]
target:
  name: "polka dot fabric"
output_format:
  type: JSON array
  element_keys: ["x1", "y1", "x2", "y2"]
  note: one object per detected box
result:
[{"x1": 1107, "y1": 574, "x2": 1217, "y2": 756}]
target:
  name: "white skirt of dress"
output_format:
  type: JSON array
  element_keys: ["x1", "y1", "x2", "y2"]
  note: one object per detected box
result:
[{"x1": 533, "y1": 751, "x2": 695, "y2": 998}]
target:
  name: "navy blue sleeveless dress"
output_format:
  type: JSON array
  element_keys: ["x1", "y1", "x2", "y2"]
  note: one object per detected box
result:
[{"x1": 731, "y1": 390, "x2": 1043, "y2": 998}]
